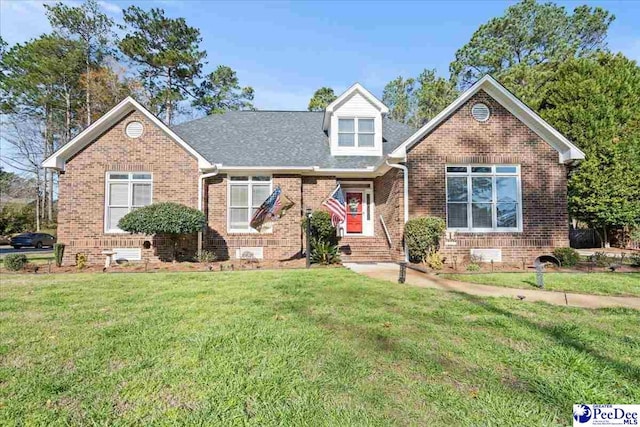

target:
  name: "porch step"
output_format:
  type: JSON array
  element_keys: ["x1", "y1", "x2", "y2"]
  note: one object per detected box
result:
[{"x1": 339, "y1": 236, "x2": 392, "y2": 262}]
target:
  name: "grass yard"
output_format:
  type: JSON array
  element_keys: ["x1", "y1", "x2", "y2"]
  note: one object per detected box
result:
[
  {"x1": 1, "y1": 269, "x2": 638, "y2": 425},
  {"x1": 441, "y1": 272, "x2": 640, "y2": 297}
]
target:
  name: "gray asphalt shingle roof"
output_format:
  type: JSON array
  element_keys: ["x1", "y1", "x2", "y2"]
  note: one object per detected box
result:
[{"x1": 172, "y1": 111, "x2": 415, "y2": 169}]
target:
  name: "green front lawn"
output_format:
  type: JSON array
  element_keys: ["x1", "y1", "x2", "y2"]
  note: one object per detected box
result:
[
  {"x1": 441, "y1": 272, "x2": 640, "y2": 297},
  {"x1": 1, "y1": 269, "x2": 638, "y2": 425}
]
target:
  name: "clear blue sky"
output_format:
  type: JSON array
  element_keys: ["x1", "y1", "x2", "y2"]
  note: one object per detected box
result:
[{"x1": 1, "y1": 0, "x2": 639, "y2": 111}]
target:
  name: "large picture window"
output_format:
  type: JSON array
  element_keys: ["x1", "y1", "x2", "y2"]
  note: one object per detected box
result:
[
  {"x1": 446, "y1": 165, "x2": 521, "y2": 232},
  {"x1": 228, "y1": 176, "x2": 272, "y2": 233},
  {"x1": 105, "y1": 172, "x2": 152, "y2": 233}
]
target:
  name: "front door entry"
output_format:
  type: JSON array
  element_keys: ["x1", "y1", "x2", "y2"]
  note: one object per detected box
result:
[{"x1": 345, "y1": 192, "x2": 363, "y2": 234}]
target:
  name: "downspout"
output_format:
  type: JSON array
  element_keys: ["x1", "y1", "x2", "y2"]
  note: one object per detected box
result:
[
  {"x1": 386, "y1": 160, "x2": 409, "y2": 262},
  {"x1": 198, "y1": 166, "x2": 220, "y2": 257}
]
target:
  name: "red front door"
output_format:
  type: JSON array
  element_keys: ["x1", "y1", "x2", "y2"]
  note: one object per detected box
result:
[{"x1": 345, "y1": 192, "x2": 363, "y2": 233}]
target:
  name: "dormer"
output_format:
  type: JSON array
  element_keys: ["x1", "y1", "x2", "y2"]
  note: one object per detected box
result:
[{"x1": 323, "y1": 83, "x2": 389, "y2": 156}]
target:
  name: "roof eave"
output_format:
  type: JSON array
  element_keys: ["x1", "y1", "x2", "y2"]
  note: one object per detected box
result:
[
  {"x1": 389, "y1": 75, "x2": 585, "y2": 164},
  {"x1": 42, "y1": 97, "x2": 213, "y2": 171}
]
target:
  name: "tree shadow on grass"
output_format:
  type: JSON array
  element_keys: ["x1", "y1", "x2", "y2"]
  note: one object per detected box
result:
[{"x1": 454, "y1": 291, "x2": 640, "y2": 387}]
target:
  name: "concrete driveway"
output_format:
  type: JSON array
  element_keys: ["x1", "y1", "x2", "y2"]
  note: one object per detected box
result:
[
  {"x1": 344, "y1": 262, "x2": 640, "y2": 310},
  {"x1": 0, "y1": 245, "x2": 53, "y2": 258}
]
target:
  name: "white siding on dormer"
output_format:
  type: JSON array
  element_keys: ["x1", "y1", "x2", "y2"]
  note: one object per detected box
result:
[{"x1": 330, "y1": 92, "x2": 383, "y2": 157}]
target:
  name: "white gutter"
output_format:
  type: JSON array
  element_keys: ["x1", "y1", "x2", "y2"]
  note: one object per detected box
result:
[
  {"x1": 386, "y1": 160, "x2": 409, "y2": 262},
  {"x1": 197, "y1": 166, "x2": 220, "y2": 257},
  {"x1": 198, "y1": 166, "x2": 220, "y2": 211}
]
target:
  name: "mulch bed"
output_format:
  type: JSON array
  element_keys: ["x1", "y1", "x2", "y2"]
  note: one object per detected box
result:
[
  {"x1": 1, "y1": 258, "x2": 315, "y2": 275},
  {"x1": 410, "y1": 260, "x2": 640, "y2": 274}
]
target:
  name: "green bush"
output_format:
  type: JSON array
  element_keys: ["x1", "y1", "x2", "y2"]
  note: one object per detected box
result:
[
  {"x1": 75, "y1": 253, "x2": 88, "y2": 270},
  {"x1": 4, "y1": 253, "x2": 27, "y2": 271},
  {"x1": 630, "y1": 253, "x2": 640, "y2": 267},
  {"x1": 302, "y1": 210, "x2": 339, "y2": 245},
  {"x1": 197, "y1": 250, "x2": 217, "y2": 263},
  {"x1": 310, "y1": 238, "x2": 341, "y2": 265},
  {"x1": 119, "y1": 202, "x2": 206, "y2": 261},
  {"x1": 53, "y1": 243, "x2": 65, "y2": 267},
  {"x1": 0, "y1": 203, "x2": 36, "y2": 235},
  {"x1": 552, "y1": 247, "x2": 580, "y2": 267},
  {"x1": 592, "y1": 251, "x2": 610, "y2": 267},
  {"x1": 466, "y1": 263, "x2": 480, "y2": 272},
  {"x1": 404, "y1": 216, "x2": 446, "y2": 263},
  {"x1": 426, "y1": 252, "x2": 444, "y2": 270}
]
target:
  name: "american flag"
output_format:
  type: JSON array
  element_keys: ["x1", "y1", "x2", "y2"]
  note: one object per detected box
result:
[
  {"x1": 250, "y1": 186, "x2": 294, "y2": 232},
  {"x1": 322, "y1": 184, "x2": 346, "y2": 227}
]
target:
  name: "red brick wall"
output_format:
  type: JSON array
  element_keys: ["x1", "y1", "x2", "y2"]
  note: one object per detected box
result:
[
  {"x1": 406, "y1": 90, "x2": 569, "y2": 262},
  {"x1": 204, "y1": 174, "x2": 303, "y2": 260},
  {"x1": 57, "y1": 90, "x2": 569, "y2": 265},
  {"x1": 374, "y1": 169, "x2": 404, "y2": 260},
  {"x1": 57, "y1": 111, "x2": 199, "y2": 264}
]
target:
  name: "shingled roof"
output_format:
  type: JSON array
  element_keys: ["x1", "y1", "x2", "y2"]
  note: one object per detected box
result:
[{"x1": 172, "y1": 111, "x2": 415, "y2": 169}]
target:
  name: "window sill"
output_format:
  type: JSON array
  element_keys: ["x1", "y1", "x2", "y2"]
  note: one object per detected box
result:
[
  {"x1": 227, "y1": 230, "x2": 273, "y2": 235},
  {"x1": 447, "y1": 229, "x2": 522, "y2": 234}
]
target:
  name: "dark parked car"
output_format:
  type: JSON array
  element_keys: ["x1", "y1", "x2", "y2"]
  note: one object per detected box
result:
[{"x1": 10, "y1": 233, "x2": 56, "y2": 249}]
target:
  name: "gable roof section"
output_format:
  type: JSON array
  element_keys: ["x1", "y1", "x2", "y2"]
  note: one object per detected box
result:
[
  {"x1": 42, "y1": 97, "x2": 213, "y2": 171},
  {"x1": 173, "y1": 111, "x2": 415, "y2": 170},
  {"x1": 389, "y1": 75, "x2": 585, "y2": 164},
  {"x1": 322, "y1": 83, "x2": 389, "y2": 130}
]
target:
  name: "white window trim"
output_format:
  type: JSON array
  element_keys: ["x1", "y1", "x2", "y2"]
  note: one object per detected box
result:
[
  {"x1": 445, "y1": 165, "x2": 522, "y2": 233},
  {"x1": 226, "y1": 175, "x2": 273, "y2": 234},
  {"x1": 104, "y1": 172, "x2": 153, "y2": 234},
  {"x1": 337, "y1": 117, "x2": 377, "y2": 149}
]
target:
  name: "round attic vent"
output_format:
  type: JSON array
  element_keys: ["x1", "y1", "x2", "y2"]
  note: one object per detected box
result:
[
  {"x1": 125, "y1": 121, "x2": 144, "y2": 138},
  {"x1": 471, "y1": 103, "x2": 490, "y2": 122}
]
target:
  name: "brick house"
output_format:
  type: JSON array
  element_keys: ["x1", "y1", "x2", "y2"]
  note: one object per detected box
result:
[{"x1": 43, "y1": 76, "x2": 584, "y2": 265}]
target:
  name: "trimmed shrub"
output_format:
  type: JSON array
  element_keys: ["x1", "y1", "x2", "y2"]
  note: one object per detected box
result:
[
  {"x1": 630, "y1": 253, "x2": 640, "y2": 267},
  {"x1": 4, "y1": 253, "x2": 27, "y2": 271},
  {"x1": 302, "y1": 210, "x2": 339, "y2": 245},
  {"x1": 119, "y1": 202, "x2": 206, "y2": 261},
  {"x1": 53, "y1": 243, "x2": 65, "y2": 267},
  {"x1": 552, "y1": 247, "x2": 580, "y2": 267},
  {"x1": 404, "y1": 216, "x2": 446, "y2": 263}
]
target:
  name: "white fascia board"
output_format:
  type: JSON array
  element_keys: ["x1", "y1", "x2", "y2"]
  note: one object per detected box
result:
[
  {"x1": 215, "y1": 164, "x2": 378, "y2": 177},
  {"x1": 42, "y1": 97, "x2": 213, "y2": 171},
  {"x1": 323, "y1": 83, "x2": 389, "y2": 130},
  {"x1": 389, "y1": 75, "x2": 585, "y2": 164}
]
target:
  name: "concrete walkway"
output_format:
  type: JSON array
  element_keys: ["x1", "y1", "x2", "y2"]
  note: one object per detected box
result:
[{"x1": 344, "y1": 262, "x2": 640, "y2": 310}]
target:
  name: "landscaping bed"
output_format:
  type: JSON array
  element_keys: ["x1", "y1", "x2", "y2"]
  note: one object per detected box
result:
[{"x1": 0, "y1": 257, "x2": 308, "y2": 275}]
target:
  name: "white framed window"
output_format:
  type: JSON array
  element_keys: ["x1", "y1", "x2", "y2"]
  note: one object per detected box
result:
[
  {"x1": 105, "y1": 172, "x2": 152, "y2": 233},
  {"x1": 227, "y1": 176, "x2": 272, "y2": 233},
  {"x1": 445, "y1": 165, "x2": 522, "y2": 232},
  {"x1": 338, "y1": 118, "x2": 375, "y2": 148}
]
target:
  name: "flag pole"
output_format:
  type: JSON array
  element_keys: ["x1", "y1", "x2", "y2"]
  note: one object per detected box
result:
[{"x1": 305, "y1": 208, "x2": 312, "y2": 269}]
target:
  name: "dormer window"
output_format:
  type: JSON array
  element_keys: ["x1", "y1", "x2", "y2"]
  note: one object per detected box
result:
[
  {"x1": 324, "y1": 83, "x2": 389, "y2": 156},
  {"x1": 338, "y1": 118, "x2": 375, "y2": 148}
]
